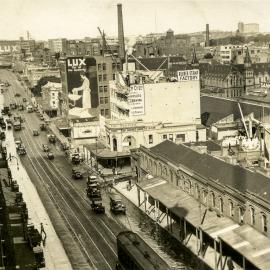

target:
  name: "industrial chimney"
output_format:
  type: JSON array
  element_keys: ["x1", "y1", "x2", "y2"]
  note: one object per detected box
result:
[
  {"x1": 205, "y1": 24, "x2": 210, "y2": 47},
  {"x1": 117, "y1": 3, "x2": 125, "y2": 59}
]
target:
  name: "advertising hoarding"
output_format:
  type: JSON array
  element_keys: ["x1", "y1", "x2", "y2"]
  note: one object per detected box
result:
[
  {"x1": 128, "y1": 84, "x2": 145, "y2": 116},
  {"x1": 65, "y1": 57, "x2": 98, "y2": 114},
  {"x1": 177, "y1": 69, "x2": 200, "y2": 82},
  {"x1": 0, "y1": 41, "x2": 20, "y2": 54}
]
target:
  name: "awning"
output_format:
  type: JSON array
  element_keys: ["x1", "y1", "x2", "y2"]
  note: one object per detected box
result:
[
  {"x1": 219, "y1": 224, "x2": 270, "y2": 270},
  {"x1": 137, "y1": 177, "x2": 219, "y2": 227},
  {"x1": 91, "y1": 149, "x2": 130, "y2": 159}
]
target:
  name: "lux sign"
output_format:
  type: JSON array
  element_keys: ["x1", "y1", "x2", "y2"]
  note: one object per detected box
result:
[
  {"x1": 0, "y1": 45, "x2": 19, "y2": 53},
  {"x1": 67, "y1": 58, "x2": 86, "y2": 68}
]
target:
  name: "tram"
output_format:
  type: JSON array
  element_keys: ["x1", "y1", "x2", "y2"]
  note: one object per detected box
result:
[{"x1": 116, "y1": 231, "x2": 171, "y2": 270}]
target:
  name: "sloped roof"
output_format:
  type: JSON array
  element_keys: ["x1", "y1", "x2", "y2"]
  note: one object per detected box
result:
[{"x1": 149, "y1": 140, "x2": 270, "y2": 202}]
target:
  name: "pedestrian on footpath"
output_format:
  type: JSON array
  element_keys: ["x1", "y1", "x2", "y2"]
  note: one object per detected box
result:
[{"x1": 40, "y1": 223, "x2": 47, "y2": 247}]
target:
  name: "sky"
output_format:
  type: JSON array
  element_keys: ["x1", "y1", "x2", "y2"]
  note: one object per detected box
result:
[{"x1": 1, "y1": 0, "x2": 270, "y2": 40}]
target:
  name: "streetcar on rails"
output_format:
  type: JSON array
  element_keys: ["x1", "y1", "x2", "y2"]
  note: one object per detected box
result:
[{"x1": 116, "y1": 231, "x2": 171, "y2": 270}]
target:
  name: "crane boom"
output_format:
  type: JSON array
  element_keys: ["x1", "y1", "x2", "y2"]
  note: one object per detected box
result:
[{"x1": 238, "y1": 102, "x2": 250, "y2": 139}]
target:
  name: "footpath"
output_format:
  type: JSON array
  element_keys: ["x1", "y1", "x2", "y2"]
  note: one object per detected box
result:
[{"x1": 5, "y1": 128, "x2": 73, "y2": 270}]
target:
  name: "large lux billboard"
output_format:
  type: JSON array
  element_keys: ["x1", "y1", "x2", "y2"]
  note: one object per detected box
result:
[
  {"x1": 0, "y1": 41, "x2": 21, "y2": 54},
  {"x1": 66, "y1": 57, "x2": 98, "y2": 113}
]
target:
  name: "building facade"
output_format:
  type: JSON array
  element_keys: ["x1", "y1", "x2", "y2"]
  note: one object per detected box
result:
[{"x1": 131, "y1": 140, "x2": 270, "y2": 269}]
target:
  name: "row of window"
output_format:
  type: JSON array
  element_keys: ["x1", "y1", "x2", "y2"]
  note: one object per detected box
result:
[
  {"x1": 97, "y1": 63, "x2": 107, "y2": 71},
  {"x1": 142, "y1": 153, "x2": 269, "y2": 234}
]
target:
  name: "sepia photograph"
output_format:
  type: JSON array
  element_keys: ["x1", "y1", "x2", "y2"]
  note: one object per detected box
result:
[{"x1": 0, "y1": 0, "x2": 270, "y2": 269}]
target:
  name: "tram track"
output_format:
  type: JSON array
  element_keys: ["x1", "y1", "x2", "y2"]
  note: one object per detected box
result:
[{"x1": 21, "y1": 126, "x2": 117, "y2": 270}]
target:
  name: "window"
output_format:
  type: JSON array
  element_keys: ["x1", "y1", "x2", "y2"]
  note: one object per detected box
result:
[
  {"x1": 163, "y1": 134, "x2": 167, "y2": 140},
  {"x1": 52, "y1": 101, "x2": 55, "y2": 105},
  {"x1": 99, "y1": 97, "x2": 104, "y2": 104},
  {"x1": 169, "y1": 134, "x2": 173, "y2": 141},
  {"x1": 196, "y1": 131, "x2": 199, "y2": 142},
  {"x1": 211, "y1": 193, "x2": 215, "y2": 208},
  {"x1": 113, "y1": 73, "x2": 116, "y2": 80},
  {"x1": 52, "y1": 92, "x2": 55, "y2": 96},
  {"x1": 102, "y1": 63, "x2": 106, "y2": 71},
  {"x1": 103, "y1": 74, "x2": 107, "y2": 81},
  {"x1": 239, "y1": 207, "x2": 244, "y2": 224},
  {"x1": 98, "y1": 75, "x2": 102, "y2": 82},
  {"x1": 104, "y1": 97, "x2": 108, "y2": 104},
  {"x1": 112, "y1": 63, "x2": 116, "y2": 70},
  {"x1": 100, "y1": 109, "x2": 105, "y2": 116},
  {"x1": 262, "y1": 214, "x2": 268, "y2": 233},
  {"x1": 148, "y1": 134, "x2": 153, "y2": 144},
  {"x1": 99, "y1": 86, "x2": 103, "y2": 93},
  {"x1": 219, "y1": 198, "x2": 223, "y2": 213},
  {"x1": 229, "y1": 201, "x2": 234, "y2": 217},
  {"x1": 98, "y1": 63, "x2": 102, "y2": 71},
  {"x1": 250, "y1": 207, "x2": 255, "y2": 225},
  {"x1": 104, "y1": 86, "x2": 108, "y2": 93},
  {"x1": 105, "y1": 109, "x2": 109, "y2": 117}
]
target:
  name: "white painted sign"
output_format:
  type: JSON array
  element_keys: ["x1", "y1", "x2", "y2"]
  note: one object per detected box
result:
[
  {"x1": 0, "y1": 45, "x2": 20, "y2": 54},
  {"x1": 177, "y1": 69, "x2": 200, "y2": 82},
  {"x1": 128, "y1": 84, "x2": 145, "y2": 116}
]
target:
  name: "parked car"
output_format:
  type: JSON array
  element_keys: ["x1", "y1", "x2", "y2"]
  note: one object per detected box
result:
[
  {"x1": 14, "y1": 93, "x2": 21, "y2": 97},
  {"x1": 72, "y1": 169, "x2": 83, "y2": 179},
  {"x1": 47, "y1": 134, "x2": 56, "y2": 144},
  {"x1": 46, "y1": 152, "x2": 54, "y2": 160},
  {"x1": 40, "y1": 123, "x2": 47, "y2": 131},
  {"x1": 91, "y1": 199, "x2": 105, "y2": 214},
  {"x1": 40, "y1": 115, "x2": 44, "y2": 121},
  {"x1": 42, "y1": 144, "x2": 49, "y2": 152},
  {"x1": 33, "y1": 129, "x2": 39, "y2": 136},
  {"x1": 109, "y1": 190, "x2": 126, "y2": 214},
  {"x1": 17, "y1": 145, "x2": 26, "y2": 155}
]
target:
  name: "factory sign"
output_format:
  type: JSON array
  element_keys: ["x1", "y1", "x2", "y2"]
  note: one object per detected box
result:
[
  {"x1": 128, "y1": 84, "x2": 145, "y2": 116},
  {"x1": 177, "y1": 69, "x2": 200, "y2": 81}
]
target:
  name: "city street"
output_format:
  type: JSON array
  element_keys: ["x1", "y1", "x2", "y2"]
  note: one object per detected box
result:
[{"x1": 0, "y1": 69, "x2": 186, "y2": 270}]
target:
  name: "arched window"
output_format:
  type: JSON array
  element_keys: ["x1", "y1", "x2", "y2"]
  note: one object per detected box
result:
[
  {"x1": 239, "y1": 207, "x2": 244, "y2": 224},
  {"x1": 250, "y1": 207, "x2": 255, "y2": 225},
  {"x1": 149, "y1": 159, "x2": 153, "y2": 169},
  {"x1": 159, "y1": 163, "x2": 162, "y2": 175},
  {"x1": 219, "y1": 198, "x2": 223, "y2": 213},
  {"x1": 229, "y1": 201, "x2": 234, "y2": 217},
  {"x1": 170, "y1": 170, "x2": 174, "y2": 183},
  {"x1": 211, "y1": 192, "x2": 215, "y2": 208},
  {"x1": 154, "y1": 162, "x2": 157, "y2": 175},
  {"x1": 262, "y1": 214, "x2": 268, "y2": 233},
  {"x1": 163, "y1": 166, "x2": 168, "y2": 176}
]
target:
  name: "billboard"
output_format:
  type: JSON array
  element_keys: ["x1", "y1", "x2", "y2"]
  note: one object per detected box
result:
[
  {"x1": 177, "y1": 69, "x2": 200, "y2": 82},
  {"x1": 0, "y1": 41, "x2": 20, "y2": 55},
  {"x1": 128, "y1": 84, "x2": 145, "y2": 116},
  {"x1": 65, "y1": 57, "x2": 98, "y2": 114}
]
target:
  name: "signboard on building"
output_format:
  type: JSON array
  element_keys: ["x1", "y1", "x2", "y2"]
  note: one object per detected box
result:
[
  {"x1": 128, "y1": 84, "x2": 145, "y2": 116},
  {"x1": 0, "y1": 41, "x2": 20, "y2": 55},
  {"x1": 177, "y1": 69, "x2": 200, "y2": 82},
  {"x1": 63, "y1": 57, "x2": 98, "y2": 114}
]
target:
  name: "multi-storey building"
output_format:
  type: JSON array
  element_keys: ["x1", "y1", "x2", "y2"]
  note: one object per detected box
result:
[
  {"x1": 104, "y1": 69, "x2": 206, "y2": 152},
  {"x1": 48, "y1": 38, "x2": 67, "y2": 54},
  {"x1": 132, "y1": 140, "x2": 270, "y2": 270},
  {"x1": 41, "y1": 82, "x2": 62, "y2": 117},
  {"x1": 59, "y1": 55, "x2": 121, "y2": 118},
  {"x1": 24, "y1": 65, "x2": 60, "y2": 88}
]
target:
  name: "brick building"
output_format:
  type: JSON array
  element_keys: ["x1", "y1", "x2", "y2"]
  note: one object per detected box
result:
[{"x1": 131, "y1": 140, "x2": 270, "y2": 269}]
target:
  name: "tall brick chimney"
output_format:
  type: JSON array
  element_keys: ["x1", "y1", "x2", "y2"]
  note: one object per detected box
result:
[
  {"x1": 205, "y1": 24, "x2": 210, "y2": 47},
  {"x1": 117, "y1": 3, "x2": 125, "y2": 59}
]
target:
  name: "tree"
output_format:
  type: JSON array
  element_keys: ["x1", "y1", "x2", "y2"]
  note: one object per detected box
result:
[
  {"x1": 204, "y1": 53, "x2": 213, "y2": 59},
  {"x1": 31, "y1": 76, "x2": 61, "y2": 97}
]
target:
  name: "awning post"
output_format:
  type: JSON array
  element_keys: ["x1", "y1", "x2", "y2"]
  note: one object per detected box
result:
[
  {"x1": 137, "y1": 186, "x2": 140, "y2": 207},
  {"x1": 243, "y1": 256, "x2": 246, "y2": 270},
  {"x1": 219, "y1": 240, "x2": 223, "y2": 270},
  {"x1": 214, "y1": 239, "x2": 217, "y2": 270}
]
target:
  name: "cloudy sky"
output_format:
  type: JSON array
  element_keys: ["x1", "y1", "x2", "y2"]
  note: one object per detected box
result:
[{"x1": 1, "y1": 0, "x2": 269, "y2": 40}]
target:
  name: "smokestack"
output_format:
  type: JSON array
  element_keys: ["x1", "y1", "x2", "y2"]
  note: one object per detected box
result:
[
  {"x1": 205, "y1": 24, "x2": 210, "y2": 47},
  {"x1": 117, "y1": 3, "x2": 125, "y2": 59}
]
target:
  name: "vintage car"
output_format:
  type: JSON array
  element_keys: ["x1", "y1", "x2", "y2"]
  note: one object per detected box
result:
[
  {"x1": 46, "y1": 152, "x2": 54, "y2": 160},
  {"x1": 42, "y1": 144, "x2": 50, "y2": 152},
  {"x1": 91, "y1": 199, "x2": 105, "y2": 214},
  {"x1": 33, "y1": 129, "x2": 39, "y2": 136},
  {"x1": 72, "y1": 169, "x2": 83, "y2": 179}
]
